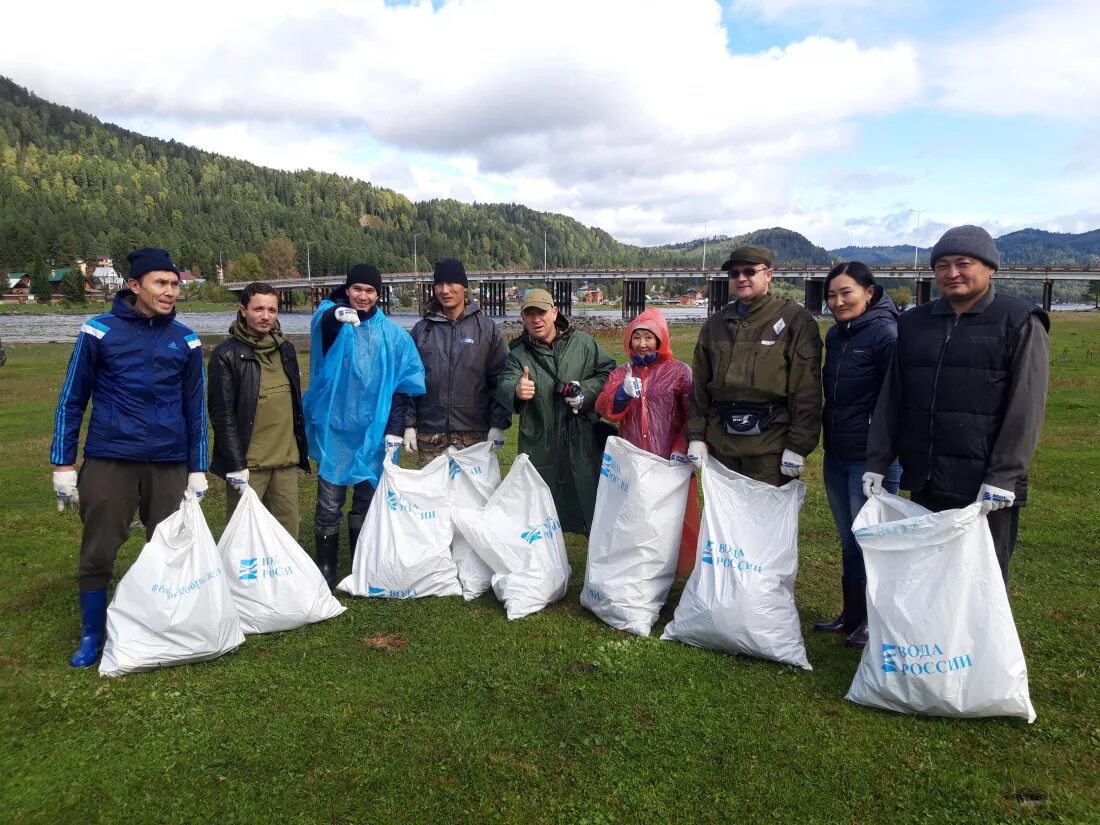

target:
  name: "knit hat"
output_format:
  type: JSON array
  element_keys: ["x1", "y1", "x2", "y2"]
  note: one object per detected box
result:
[
  {"x1": 127, "y1": 247, "x2": 180, "y2": 280},
  {"x1": 345, "y1": 263, "x2": 383, "y2": 292},
  {"x1": 433, "y1": 257, "x2": 468, "y2": 287},
  {"x1": 930, "y1": 225, "x2": 1000, "y2": 271},
  {"x1": 720, "y1": 244, "x2": 773, "y2": 270}
]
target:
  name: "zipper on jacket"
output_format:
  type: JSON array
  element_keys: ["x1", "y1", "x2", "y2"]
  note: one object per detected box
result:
[
  {"x1": 926, "y1": 313, "x2": 961, "y2": 481},
  {"x1": 827, "y1": 337, "x2": 851, "y2": 457}
]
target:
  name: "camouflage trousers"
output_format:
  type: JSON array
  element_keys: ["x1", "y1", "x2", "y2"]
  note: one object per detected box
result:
[{"x1": 416, "y1": 430, "x2": 488, "y2": 468}]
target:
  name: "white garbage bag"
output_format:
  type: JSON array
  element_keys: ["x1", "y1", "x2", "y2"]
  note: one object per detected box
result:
[
  {"x1": 846, "y1": 493, "x2": 1035, "y2": 722},
  {"x1": 216, "y1": 485, "x2": 346, "y2": 634},
  {"x1": 451, "y1": 454, "x2": 570, "y2": 620},
  {"x1": 661, "y1": 457, "x2": 811, "y2": 670},
  {"x1": 446, "y1": 442, "x2": 501, "y2": 600},
  {"x1": 99, "y1": 496, "x2": 245, "y2": 676},
  {"x1": 337, "y1": 454, "x2": 461, "y2": 599},
  {"x1": 581, "y1": 436, "x2": 693, "y2": 636}
]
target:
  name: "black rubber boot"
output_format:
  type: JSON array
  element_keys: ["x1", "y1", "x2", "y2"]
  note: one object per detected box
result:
[
  {"x1": 314, "y1": 528, "x2": 339, "y2": 588},
  {"x1": 347, "y1": 514, "x2": 365, "y2": 564},
  {"x1": 814, "y1": 578, "x2": 856, "y2": 633},
  {"x1": 844, "y1": 581, "x2": 869, "y2": 648}
]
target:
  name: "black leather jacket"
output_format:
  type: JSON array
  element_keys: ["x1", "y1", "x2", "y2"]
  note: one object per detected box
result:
[{"x1": 207, "y1": 335, "x2": 310, "y2": 477}]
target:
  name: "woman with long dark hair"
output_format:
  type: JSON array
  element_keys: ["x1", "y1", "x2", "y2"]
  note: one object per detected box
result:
[{"x1": 815, "y1": 261, "x2": 901, "y2": 648}]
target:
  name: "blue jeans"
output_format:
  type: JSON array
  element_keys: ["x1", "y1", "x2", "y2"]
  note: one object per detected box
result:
[
  {"x1": 315, "y1": 477, "x2": 375, "y2": 536},
  {"x1": 822, "y1": 454, "x2": 900, "y2": 584}
]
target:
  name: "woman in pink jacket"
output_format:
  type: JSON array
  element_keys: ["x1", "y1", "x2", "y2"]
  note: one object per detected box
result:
[{"x1": 596, "y1": 308, "x2": 699, "y2": 574}]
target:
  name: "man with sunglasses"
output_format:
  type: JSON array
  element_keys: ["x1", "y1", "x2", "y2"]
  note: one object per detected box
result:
[{"x1": 686, "y1": 244, "x2": 822, "y2": 486}]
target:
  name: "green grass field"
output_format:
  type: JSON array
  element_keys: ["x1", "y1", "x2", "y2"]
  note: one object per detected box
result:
[{"x1": 1, "y1": 315, "x2": 1097, "y2": 823}]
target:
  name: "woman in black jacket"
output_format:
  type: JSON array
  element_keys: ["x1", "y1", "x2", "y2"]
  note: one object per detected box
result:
[{"x1": 815, "y1": 262, "x2": 901, "y2": 648}]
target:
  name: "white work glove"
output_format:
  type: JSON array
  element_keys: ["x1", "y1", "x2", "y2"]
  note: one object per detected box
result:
[
  {"x1": 402, "y1": 427, "x2": 418, "y2": 453},
  {"x1": 487, "y1": 427, "x2": 506, "y2": 450},
  {"x1": 515, "y1": 366, "x2": 536, "y2": 401},
  {"x1": 186, "y1": 472, "x2": 208, "y2": 500},
  {"x1": 780, "y1": 449, "x2": 805, "y2": 478},
  {"x1": 53, "y1": 469, "x2": 79, "y2": 512},
  {"x1": 564, "y1": 392, "x2": 585, "y2": 414},
  {"x1": 334, "y1": 306, "x2": 360, "y2": 326},
  {"x1": 862, "y1": 472, "x2": 885, "y2": 498},
  {"x1": 687, "y1": 440, "x2": 708, "y2": 466},
  {"x1": 226, "y1": 469, "x2": 249, "y2": 489},
  {"x1": 623, "y1": 364, "x2": 643, "y2": 398},
  {"x1": 384, "y1": 434, "x2": 403, "y2": 463},
  {"x1": 978, "y1": 483, "x2": 1015, "y2": 514}
]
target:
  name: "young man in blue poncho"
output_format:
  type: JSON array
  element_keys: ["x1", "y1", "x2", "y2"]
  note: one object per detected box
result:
[{"x1": 303, "y1": 264, "x2": 425, "y2": 586}]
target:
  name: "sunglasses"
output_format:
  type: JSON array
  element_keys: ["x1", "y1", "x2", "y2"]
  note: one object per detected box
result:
[{"x1": 728, "y1": 266, "x2": 768, "y2": 279}]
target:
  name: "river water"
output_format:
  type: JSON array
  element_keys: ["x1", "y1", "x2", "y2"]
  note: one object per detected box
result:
[
  {"x1": 0, "y1": 304, "x2": 1091, "y2": 344},
  {"x1": 0, "y1": 307, "x2": 713, "y2": 344}
]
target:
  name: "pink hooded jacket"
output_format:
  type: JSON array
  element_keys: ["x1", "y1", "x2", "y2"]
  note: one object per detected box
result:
[{"x1": 595, "y1": 308, "x2": 693, "y2": 460}]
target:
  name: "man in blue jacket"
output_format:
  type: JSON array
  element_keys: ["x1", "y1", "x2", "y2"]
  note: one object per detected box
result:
[{"x1": 50, "y1": 247, "x2": 209, "y2": 668}]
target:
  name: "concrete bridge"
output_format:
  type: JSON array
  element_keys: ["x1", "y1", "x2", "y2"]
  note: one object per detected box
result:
[{"x1": 223, "y1": 265, "x2": 1100, "y2": 317}]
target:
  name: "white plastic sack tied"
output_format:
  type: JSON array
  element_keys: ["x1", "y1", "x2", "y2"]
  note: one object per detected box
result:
[
  {"x1": 446, "y1": 442, "x2": 502, "y2": 600},
  {"x1": 338, "y1": 454, "x2": 461, "y2": 599},
  {"x1": 451, "y1": 454, "x2": 570, "y2": 620},
  {"x1": 661, "y1": 457, "x2": 811, "y2": 670},
  {"x1": 99, "y1": 496, "x2": 245, "y2": 676},
  {"x1": 846, "y1": 493, "x2": 1035, "y2": 722},
  {"x1": 217, "y1": 485, "x2": 345, "y2": 634},
  {"x1": 581, "y1": 436, "x2": 693, "y2": 636}
]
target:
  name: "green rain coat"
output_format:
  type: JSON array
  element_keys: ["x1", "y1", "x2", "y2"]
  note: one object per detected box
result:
[{"x1": 495, "y1": 314, "x2": 615, "y2": 534}]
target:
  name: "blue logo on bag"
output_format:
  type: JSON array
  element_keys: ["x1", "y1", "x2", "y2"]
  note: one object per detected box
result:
[
  {"x1": 448, "y1": 459, "x2": 461, "y2": 480},
  {"x1": 238, "y1": 558, "x2": 258, "y2": 581},
  {"x1": 520, "y1": 515, "x2": 560, "y2": 544},
  {"x1": 368, "y1": 585, "x2": 386, "y2": 596},
  {"x1": 521, "y1": 528, "x2": 543, "y2": 544},
  {"x1": 701, "y1": 546, "x2": 714, "y2": 565},
  {"x1": 386, "y1": 489, "x2": 433, "y2": 518},
  {"x1": 701, "y1": 539, "x2": 761, "y2": 573},
  {"x1": 599, "y1": 453, "x2": 630, "y2": 492},
  {"x1": 880, "y1": 641, "x2": 973, "y2": 676}
]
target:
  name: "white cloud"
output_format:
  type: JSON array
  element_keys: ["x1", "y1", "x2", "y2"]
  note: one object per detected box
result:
[{"x1": 932, "y1": 0, "x2": 1100, "y2": 118}]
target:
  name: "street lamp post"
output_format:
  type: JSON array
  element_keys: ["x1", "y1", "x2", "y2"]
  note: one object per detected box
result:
[
  {"x1": 909, "y1": 209, "x2": 927, "y2": 269},
  {"x1": 701, "y1": 220, "x2": 709, "y2": 273},
  {"x1": 303, "y1": 240, "x2": 312, "y2": 284}
]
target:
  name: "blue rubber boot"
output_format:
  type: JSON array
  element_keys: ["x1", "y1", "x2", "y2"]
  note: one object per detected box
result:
[{"x1": 69, "y1": 589, "x2": 108, "y2": 668}]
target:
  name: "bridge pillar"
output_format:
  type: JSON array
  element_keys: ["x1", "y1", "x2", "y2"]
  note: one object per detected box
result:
[
  {"x1": 803, "y1": 277, "x2": 823, "y2": 316},
  {"x1": 418, "y1": 282, "x2": 433, "y2": 313},
  {"x1": 379, "y1": 286, "x2": 392, "y2": 315},
  {"x1": 708, "y1": 278, "x2": 729, "y2": 315},
  {"x1": 622, "y1": 278, "x2": 647, "y2": 320},
  {"x1": 1042, "y1": 279, "x2": 1053, "y2": 312},
  {"x1": 278, "y1": 289, "x2": 294, "y2": 313},
  {"x1": 480, "y1": 280, "x2": 506, "y2": 316},
  {"x1": 915, "y1": 279, "x2": 932, "y2": 306},
  {"x1": 549, "y1": 280, "x2": 573, "y2": 315},
  {"x1": 310, "y1": 286, "x2": 324, "y2": 310}
]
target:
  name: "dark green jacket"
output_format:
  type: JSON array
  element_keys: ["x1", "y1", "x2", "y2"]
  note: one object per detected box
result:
[
  {"x1": 687, "y1": 293, "x2": 822, "y2": 458},
  {"x1": 495, "y1": 315, "x2": 615, "y2": 534}
]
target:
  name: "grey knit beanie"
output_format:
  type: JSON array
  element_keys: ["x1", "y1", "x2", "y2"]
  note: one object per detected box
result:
[{"x1": 930, "y1": 225, "x2": 1000, "y2": 271}]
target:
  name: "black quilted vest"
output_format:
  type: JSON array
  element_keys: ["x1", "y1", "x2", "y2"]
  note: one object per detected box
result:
[{"x1": 895, "y1": 293, "x2": 1046, "y2": 502}]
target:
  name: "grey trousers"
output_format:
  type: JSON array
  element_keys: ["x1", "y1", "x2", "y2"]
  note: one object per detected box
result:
[{"x1": 77, "y1": 458, "x2": 188, "y2": 590}]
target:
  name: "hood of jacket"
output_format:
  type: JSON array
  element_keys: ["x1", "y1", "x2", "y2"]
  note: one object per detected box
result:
[
  {"x1": 623, "y1": 307, "x2": 672, "y2": 362},
  {"x1": 423, "y1": 298, "x2": 483, "y2": 323},
  {"x1": 835, "y1": 288, "x2": 899, "y2": 339}
]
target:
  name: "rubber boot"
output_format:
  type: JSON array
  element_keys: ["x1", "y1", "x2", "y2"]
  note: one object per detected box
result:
[
  {"x1": 314, "y1": 528, "x2": 339, "y2": 588},
  {"x1": 844, "y1": 581, "x2": 869, "y2": 648},
  {"x1": 814, "y1": 577, "x2": 855, "y2": 634},
  {"x1": 69, "y1": 588, "x2": 108, "y2": 668},
  {"x1": 347, "y1": 514, "x2": 365, "y2": 564}
]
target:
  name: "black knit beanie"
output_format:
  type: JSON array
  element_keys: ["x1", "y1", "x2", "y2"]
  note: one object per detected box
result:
[
  {"x1": 433, "y1": 257, "x2": 468, "y2": 287},
  {"x1": 128, "y1": 247, "x2": 180, "y2": 280},
  {"x1": 345, "y1": 263, "x2": 382, "y2": 292},
  {"x1": 930, "y1": 225, "x2": 1000, "y2": 271}
]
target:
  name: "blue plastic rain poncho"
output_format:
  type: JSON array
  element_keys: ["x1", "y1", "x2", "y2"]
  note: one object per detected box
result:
[{"x1": 303, "y1": 301, "x2": 425, "y2": 486}]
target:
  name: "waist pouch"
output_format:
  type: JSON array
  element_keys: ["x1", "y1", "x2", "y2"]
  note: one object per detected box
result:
[{"x1": 718, "y1": 402, "x2": 786, "y2": 436}]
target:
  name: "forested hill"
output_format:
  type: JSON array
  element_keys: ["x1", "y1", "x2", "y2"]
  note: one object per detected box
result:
[
  {"x1": 660, "y1": 228, "x2": 833, "y2": 266},
  {"x1": 831, "y1": 229, "x2": 1100, "y2": 267},
  {"x1": 0, "y1": 76, "x2": 682, "y2": 278}
]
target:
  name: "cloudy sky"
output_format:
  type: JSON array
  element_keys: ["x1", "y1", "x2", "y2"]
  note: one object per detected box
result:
[{"x1": 3, "y1": 0, "x2": 1098, "y2": 248}]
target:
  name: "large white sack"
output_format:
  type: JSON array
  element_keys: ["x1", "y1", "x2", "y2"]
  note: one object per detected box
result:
[
  {"x1": 99, "y1": 496, "x2": 245, "y2": 676},
  {"x1": 846, "y1": 493, "x2": 1035, "y2": 722},
  {"x1": 446, "y1": 442, "x2": 501, "y2": 600},
  {"x1": 216, "y1": 485, "x2": 345, "y2": 634},
  {"x1": 581, "y1": 436, "x2": 693, "y2": 636},
  {"x1": 661, "y1": 457, "x2": 811, "y2": 670},
  {"x1": 337, "y1": 454, "x2": 461, "y2": 599},
  {"x1": 451, "y1": 454, "x2": 570, "y2": 620}
]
